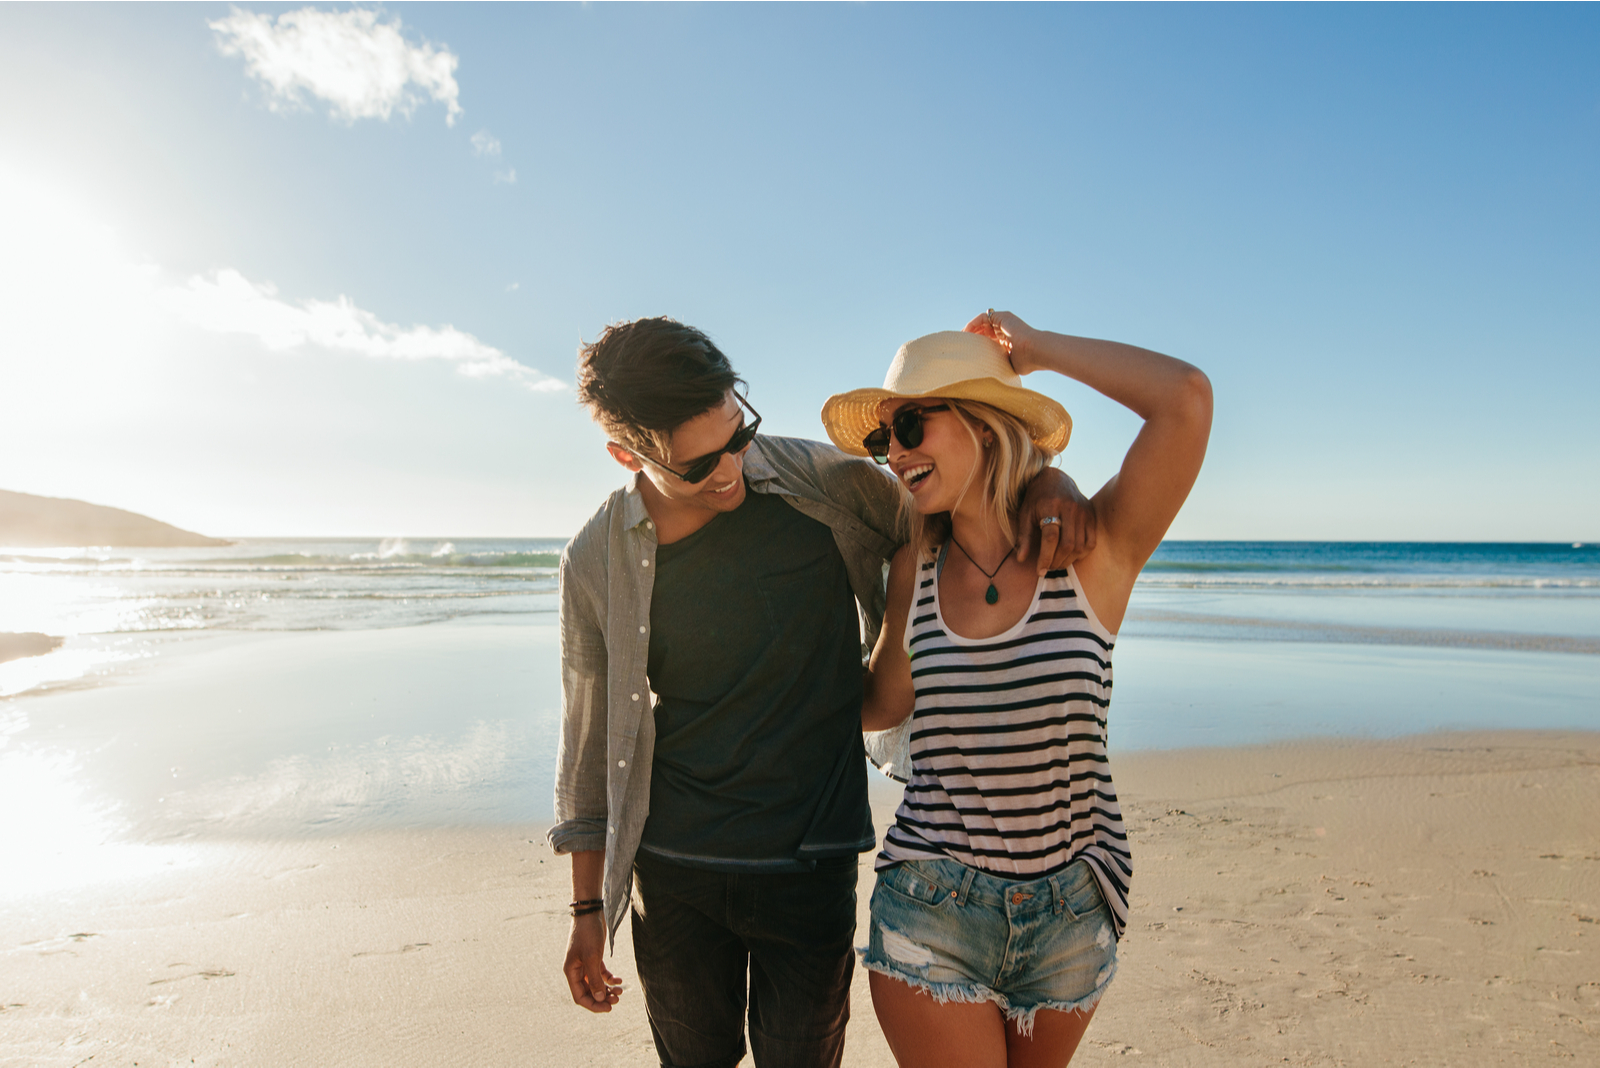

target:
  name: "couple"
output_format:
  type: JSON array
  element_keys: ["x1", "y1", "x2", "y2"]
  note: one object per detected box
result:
[{"x1": 551, "y1": 311, "x2": 1212, "y2": 1068}]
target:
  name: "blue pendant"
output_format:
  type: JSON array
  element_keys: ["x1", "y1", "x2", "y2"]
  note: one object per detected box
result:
[{"x1": 985, "y1": 583, "x2": 999, "y2": 605}]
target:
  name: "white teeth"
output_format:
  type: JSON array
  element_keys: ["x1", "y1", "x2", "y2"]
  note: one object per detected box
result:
[{"x1": 901, "y1": 464, "x2": 933, "y2": 487}]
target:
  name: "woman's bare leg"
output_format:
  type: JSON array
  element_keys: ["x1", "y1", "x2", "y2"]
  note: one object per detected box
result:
[
  {"x1": 869, "y1": 970, "x2": 1009, "y2": 1068},
  {"x1": 1004, "y1": 1005, "x2": 1098, "y2": 1068}
]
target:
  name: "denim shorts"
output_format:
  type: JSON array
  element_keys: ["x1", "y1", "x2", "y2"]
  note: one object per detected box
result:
[{"x1": 861, "y1": 856, "x2": 1117, "y2": 1035}]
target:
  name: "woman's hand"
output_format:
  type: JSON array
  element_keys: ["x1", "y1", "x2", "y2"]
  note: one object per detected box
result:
[{"x1": 964, "y1": 309, "x2": 1045, "y2": 375}]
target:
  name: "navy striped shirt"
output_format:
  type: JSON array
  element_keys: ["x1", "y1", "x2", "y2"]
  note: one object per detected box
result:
[{"x1": 878, "y1": 555, "x2": 1132, "y2": 937}]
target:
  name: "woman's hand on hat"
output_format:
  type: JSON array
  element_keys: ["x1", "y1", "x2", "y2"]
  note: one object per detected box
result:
[{"x1": 963, "y1": 309, "x2": 1042, "y2": 375}]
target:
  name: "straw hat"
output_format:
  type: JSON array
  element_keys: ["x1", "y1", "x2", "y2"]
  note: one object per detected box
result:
[{"x1": 821, "y1": 331, "x2": 1071, "y2": 458}]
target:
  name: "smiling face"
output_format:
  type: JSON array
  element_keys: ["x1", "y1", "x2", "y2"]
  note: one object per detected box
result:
[
  {"x1": 609, "y1": 390, "x2": 751, "y2": 520},
  {"x1": 882, "y1": 399, "x2": 988, "y2": 516}
]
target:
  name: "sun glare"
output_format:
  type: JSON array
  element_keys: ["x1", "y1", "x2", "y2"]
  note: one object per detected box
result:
[{"x1": 0, "y1": 730, "x2": 199, "y2": 899}]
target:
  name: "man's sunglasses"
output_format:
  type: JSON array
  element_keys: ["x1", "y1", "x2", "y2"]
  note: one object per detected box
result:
[
  {"x1": 863, "y1": 404, "x2": 951, "y2": 465},
  {"x1": 643, "y1": 393, "x2": 762, "y2": 483}
]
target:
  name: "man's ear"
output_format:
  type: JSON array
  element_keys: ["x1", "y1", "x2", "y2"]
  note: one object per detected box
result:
[{"x1": 606, "y1": 442, "x2": 645, "y2": 472}]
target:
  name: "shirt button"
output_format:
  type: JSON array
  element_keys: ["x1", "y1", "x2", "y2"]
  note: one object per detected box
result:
[
  {"x1": 617, "y1": 760, "x2": 626, "y2": 768},
  {"x1": 631, "y1": 693, "x2": 640, "y2": 701},
  {"x1": 608, "y1": 826, "x2": 616, "y2": 834},
  {"x1": 638, "y1": 625, "x2": 646, "y2": 634}
]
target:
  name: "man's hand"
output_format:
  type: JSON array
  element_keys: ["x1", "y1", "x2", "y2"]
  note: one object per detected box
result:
[
  {"x1": 563, "y1": 912, "x2": 623, "y2": 1012},
  {"x1": 1018, "y1": 468, "x2": 1097, "y2": 575}
]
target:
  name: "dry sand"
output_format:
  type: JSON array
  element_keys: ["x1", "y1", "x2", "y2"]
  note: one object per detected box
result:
[{"x1": 2, "y1": 730, "x2": 1595, "y2": 1067}]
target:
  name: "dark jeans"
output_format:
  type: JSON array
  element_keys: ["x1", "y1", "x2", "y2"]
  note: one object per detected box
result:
[{"x1": 631, "y1": 851, "x2": 859, "y2": 1068}]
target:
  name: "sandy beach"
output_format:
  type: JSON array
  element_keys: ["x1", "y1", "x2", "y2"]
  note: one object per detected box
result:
[{"x1": 3, "y1": 729, "x2": 1595, "y2": 1067}]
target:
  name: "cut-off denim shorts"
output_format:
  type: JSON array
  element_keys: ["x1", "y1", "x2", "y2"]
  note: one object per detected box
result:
[{"x1": 860, "y1": 855, "x2": 1118, "y2": 1036}]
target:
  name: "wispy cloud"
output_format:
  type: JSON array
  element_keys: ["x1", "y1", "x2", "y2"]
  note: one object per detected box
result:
[
  {"x1": 211, "y1": 7, "x2": 462, "y2": 126},
  {"x1": 164, "y1": 270, "x2": 563, "y2": 391},
  {"x1": 473, "y1": 130, "x2": 514, "y2": 183},
  {"x1": 470, "y1": 129, "x2": 501, "y2": 156}
]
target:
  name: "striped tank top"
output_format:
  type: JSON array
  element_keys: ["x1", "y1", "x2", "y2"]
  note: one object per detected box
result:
[{"x1": 877, "y1": 552, "x2": 1132, "y2": 937}]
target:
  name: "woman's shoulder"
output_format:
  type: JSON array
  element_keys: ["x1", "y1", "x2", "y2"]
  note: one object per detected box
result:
[{"x1": 892, "y1": 541, "x2": 944, "y2": 579}]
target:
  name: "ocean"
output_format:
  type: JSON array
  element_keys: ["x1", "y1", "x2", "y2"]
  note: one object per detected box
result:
[{"x1": 1, "y1": 539, "x2": 1596, "y2": 883}]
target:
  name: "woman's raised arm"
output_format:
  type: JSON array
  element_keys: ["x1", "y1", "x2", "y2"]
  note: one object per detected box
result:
[{"x1": 966, "y1": 311, "x2": 1213, "y2": 609}]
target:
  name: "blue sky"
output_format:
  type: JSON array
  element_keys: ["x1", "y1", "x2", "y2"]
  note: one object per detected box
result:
[{"x1": 0, "y1": 3, "x2": 1595, "y2": 539}]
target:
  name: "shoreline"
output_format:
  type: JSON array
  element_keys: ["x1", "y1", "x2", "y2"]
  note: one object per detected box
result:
[{"x1": 3, "y1": 729, "x2": 1595, "y2": 1066}]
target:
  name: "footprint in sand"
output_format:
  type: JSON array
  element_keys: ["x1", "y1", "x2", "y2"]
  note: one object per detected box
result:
[
  {"x1": 149, "y1": 968, "x2": 236, "y2": 985},
  {"x1": 267, "y1": 864, "x2": 322, "y2": 880},
  {"x1": 21, "y1": 932, "x2": 99, "y2": 956},
  {"x1": 352, "y1": 942, "x2": 431, "y2": 958}
]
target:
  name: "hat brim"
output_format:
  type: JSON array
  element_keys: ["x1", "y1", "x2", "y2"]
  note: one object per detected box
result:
[{"x1": 821, "y1": 377, "x2": 1071, "y2": 459}]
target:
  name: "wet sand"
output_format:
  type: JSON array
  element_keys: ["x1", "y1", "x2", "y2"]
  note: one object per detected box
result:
[
  {"x1": 0, "y1": 632, "x2": 62, "y2": 665},
  {"x1": 2, "y1": 730, "x2": 1595, "y2": 1066}
]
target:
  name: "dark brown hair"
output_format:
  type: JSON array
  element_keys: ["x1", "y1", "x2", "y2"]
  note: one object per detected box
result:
[{"x1": 576, "y1": 317, "x2": 743, "y2": 458}]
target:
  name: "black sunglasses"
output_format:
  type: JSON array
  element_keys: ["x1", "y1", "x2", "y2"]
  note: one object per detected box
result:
[
  {"x1": 863, "y1": 404, "x2": 951, "y2": 465},
  {"x1": 643, "y1": 394, "x2": 762, "y2": 483}
]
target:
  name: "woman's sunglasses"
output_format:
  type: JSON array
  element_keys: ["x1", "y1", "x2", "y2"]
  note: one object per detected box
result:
[
  {"x1": 643, "y1": 394, "x2": 762, "y2": 483},
  {"x1": 863, "y1": 404, "x2": 951, "y2": 465}
]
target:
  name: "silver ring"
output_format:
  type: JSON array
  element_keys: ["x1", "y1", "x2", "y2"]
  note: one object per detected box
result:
[{"x1": 1038, "y1": 516, "x2": 1060, "y2": 527}]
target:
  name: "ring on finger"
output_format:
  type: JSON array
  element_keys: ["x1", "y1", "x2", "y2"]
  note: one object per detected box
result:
[{"x1": 1039, "y1": 515, "x2": 1060, "y2": 527}]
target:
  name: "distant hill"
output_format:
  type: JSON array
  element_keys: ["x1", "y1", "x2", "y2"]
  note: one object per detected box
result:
[{"x1": 0, "y1": 489, "x2": 230, "y2": 547}]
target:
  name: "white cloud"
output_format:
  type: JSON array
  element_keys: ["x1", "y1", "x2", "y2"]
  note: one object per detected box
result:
[
  {"x1": 470, "y1": 129, "x2": 502, "y2": 156},
  {"x1": 211, "y1": 7, "x2": 462, "y2": 126},
  {"x1": 0, "y1": 168, "x2": 558, "y2": 395},
  {"x1": 162, "y1": 269, "x2": 563, "y2": 391},
  {"x1": 493, "y1": 167, "x2": 517, "y2": 185}
]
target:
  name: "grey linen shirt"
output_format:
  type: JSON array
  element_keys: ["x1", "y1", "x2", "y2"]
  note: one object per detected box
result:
[{"x1": 549, "y1": 435, "x2": 905, "y2": 946}]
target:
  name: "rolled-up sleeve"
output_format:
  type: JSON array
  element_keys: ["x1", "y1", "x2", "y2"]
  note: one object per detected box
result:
[{"x1": 549, "y1": 548, "x2": 609, "y2": 855}]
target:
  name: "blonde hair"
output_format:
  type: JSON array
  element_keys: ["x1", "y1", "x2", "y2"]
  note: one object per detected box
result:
[{"x1": 901, "y1": 399, "x2": 1057, "y2": 556}]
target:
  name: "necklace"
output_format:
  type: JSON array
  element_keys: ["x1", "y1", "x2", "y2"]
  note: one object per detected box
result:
[{"x1": 948, "y1": 536, "x2": 1015, "y2": 605}]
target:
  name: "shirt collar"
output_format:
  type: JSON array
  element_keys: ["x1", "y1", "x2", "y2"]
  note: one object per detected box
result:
[
  {"x1": 742, "y1": 436, "x2": 777, "y2": 486},
  {"x1": 620, "y1": 470, "x2": 652, "y2": 531}
]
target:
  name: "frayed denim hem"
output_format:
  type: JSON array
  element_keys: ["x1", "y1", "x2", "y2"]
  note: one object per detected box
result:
[
  {"x1": 858, "y1": 954, "x2": 1012, "y2": 1013},
  {"x1": 1003, "y1": 958, "x2": 1118, "y2": 1038}
]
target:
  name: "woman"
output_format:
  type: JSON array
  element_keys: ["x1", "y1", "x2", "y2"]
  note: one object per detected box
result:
[{"x1": 820, "y1": 311, "x2": 1212, "y2": 1068}]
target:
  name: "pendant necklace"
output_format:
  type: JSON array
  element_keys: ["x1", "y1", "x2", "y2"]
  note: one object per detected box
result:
[{"x1": 948, "y1": 536, "x2": 1015, "y2": 605}]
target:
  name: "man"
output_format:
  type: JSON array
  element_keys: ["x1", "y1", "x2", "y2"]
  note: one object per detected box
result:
[{"x1": 551, "y1": 317, "x2": 1092, "y2": 1068}]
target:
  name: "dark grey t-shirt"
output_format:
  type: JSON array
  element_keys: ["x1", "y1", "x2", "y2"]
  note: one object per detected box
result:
[{"x1": 638, "y1": 484, "x2": 874, "y2": 872}]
